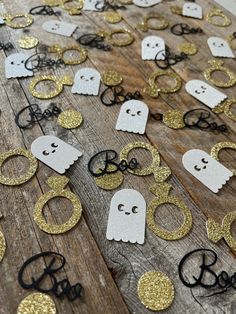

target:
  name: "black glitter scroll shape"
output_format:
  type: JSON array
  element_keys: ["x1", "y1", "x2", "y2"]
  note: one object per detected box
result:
[
  {"x1": 76, "y1": 34, "x2": 112, "y2": 51},
  {"x1": 100, "y1": 86, "x2": 142, "y2": 106},
  {"x1": 88, "y1": 150, "x2": 139, "y2": 177},
  {"x1": 29, "y1": 5, "x2": 60, "y2": 16},
  {"x1": 95, "y1": 0, "x2": 126, "y2": 11},
  {"x1": 0, "y1": 42, "x2": 14, "y2": 51},
  {"x1": 178, "y1": 248, "x2": 236, "y2": 297},
  {"x1": 154, "y1": 47, "x2": 188, "y2": 70},
  {"x1": 15, "y1": 103, "x2": 61, "y2": 129},
  {"x1": 170, "y1": 23, "x2": 203, "y2": 36},
  {"x1": 18, "y1": 251, "x2": 83, "y2": 301},
  {"x1": 24, "y1": 52, "x2": 65, "y2": 72}
]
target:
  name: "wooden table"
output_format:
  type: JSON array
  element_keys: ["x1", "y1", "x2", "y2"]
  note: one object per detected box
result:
[{"x1": 0, "y1": 0, "x2": 235, "y2": 313}]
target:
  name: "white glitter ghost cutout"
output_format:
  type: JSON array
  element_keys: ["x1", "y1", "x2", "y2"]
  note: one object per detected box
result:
[
  {"x1": 31, "y1": 135, "x2": 82, "y2": 174},
  {"x1": 185, "y1": 80, "x2": 227, "y2": 109},
  {"x1": 133, "y1": 0, "x2": 162, "y2": 8},
  {"x1": 71, "y1": 67, "x2": 101, "y2": 96},
  {"x1": 207, "y1": 37, "x2": 235, "y2": 58},
  {"x1": 5, "y1": 53, "x2": 33, "y2": 79},
  {"x1": 83, "y1": 0, "x2": 104, "y2": 11},
  {"x1": 116, "y1": 100, "x2": 149, "y2": 134},
  {"x1": 42, "y1": 20, "x2": 77, "y2": 37},
  {"x1": 142, "y1": 36, "x2": 165, "y2": 61},
  {"x1": 106, "y1": 189, "x2": 146, "y2": 244},
  {"x1": 182, "y1": 149, "x2": 233, "y2": 193},
  {"x1": 183, "y1": 2, "x2": 203, "y2": 19}
]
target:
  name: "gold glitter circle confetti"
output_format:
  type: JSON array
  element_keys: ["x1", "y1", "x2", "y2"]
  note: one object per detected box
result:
[
  {"x1": 147, "y1": 183, "x2": 193, "y2": 240},
  {"x1": 163, "y1": 110, "x2": 185, "y2": 129},
  {"x1": 18, "y1": 35, "x2": 38, "y2": 49},
  {"x1": 0, "y1": 231, "x2": 6, "y2": 263},
  {"x1": 178, "y1": 43, "x2": 198, "y2": 55},
  {"x1": 137, "y1": 271, "x2": 175, "y2": 311},
  {"x1": 102, "y1": 70, "x2": 123, "y2": 86},
  {"x1": 0, "y1": 148, "x2": 38, "y2": 186},
  {"x1": 58, "y1": 110, "x2": 83, "y2": 129},
  {"x1": 17, "y1": 293, "x2": 56, "y2": 314},
  {"x1": 104, "y1": 12, "x2": 122, "y2": 24},
  {"x1": 210, "y1": 141, "x2": 236, "y2": 176},
  {"x1": 95, "y1": 165, "x2": 124, "y2": 190},
  {"x1": 34, "y1": 176, "x2": 82, "y2": 234}
]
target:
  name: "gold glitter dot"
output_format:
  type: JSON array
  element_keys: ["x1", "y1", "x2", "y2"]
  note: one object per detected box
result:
[
  {"x1": 0, "y1": 148, "x2": 38, "y2": 186},
  {"x1": 18, "y1": 35, "x2": 38, "y2": 49},
  {"x1": 178, "y1": 43, "x2": 198, "y2": 55},
  {"x1": 95, "y1": 165, "x2": 124, "y2": 190},
  {"x1": 17, "y1": 293, "x2": 56, "y2": 314},
  {"x1": 163, "y1": 110, "x2": 185, "y2": 129},
  {"x1": 58, "y1": 110, "x2": 83, "y2": 129},
  {"x1": 102, "y1": 70, "x2": 123, "y2": 86},
  {"x1": 34, "y1": 176, "x2": 82, "y2": 234},
  {"x1": 0, "y1": 231, "x2": 6, "y2": 263},
  {"x1": 138, "y1": 271, "x2": 175, "y2": 311},
  {"x1": 104, "y1": 12, "x2": 122, "y2": 24}
]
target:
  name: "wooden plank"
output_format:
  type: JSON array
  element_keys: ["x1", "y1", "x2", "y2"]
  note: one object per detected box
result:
[{"x1": 0, "y1": 0, "x2": 235, "y2": 313}]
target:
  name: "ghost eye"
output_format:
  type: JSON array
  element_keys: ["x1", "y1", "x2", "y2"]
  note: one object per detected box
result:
[
  {"x1": 155, "y1": 43, "x2": 159, "y2": 47},
  {"x1": 51, "y1": 143, "x2": 58, "y2": 148},
  {"x1": 137, "y1": 111, "x2": 142, "y2": 116},
  {"x1": 90, "y1": 77, "x2": 94, "y2": 80},
  {"x1": 126, "y1": 109, "x2": 130, "y2": 114},
  {"x1": 201, "y1": 158, "x2": 208, "y2": 164},
  {"x1": 43, "y1": 150, "x2": 49, "y2": 156},
  {"x1": 11, "y1": 61, "x2": 14, "y2": 65},
  {"x1": 195, "y1": 89, "x2": 201, "y2": 94},
  {"x1": 147, "y1": 43, "x2": 150, "y2": 47},
  {"x1": 21, "y1": 60, "x2": 24, "y2": 63},
  {"x1": 220, "y1": 43, "x2": 224, "y2": 47},
  {"x1": 132, "y1": 206, "x2": 138, "y2": 213},
  {"x1": 80, "y1": 75, "x2": 84, "y2": 79},
  {"x1": 118, "y1": 204, "x2": 124, "y2": 211},
  {"x1": 201, "y1": 86, "x2": 207, "y2": 90},
  {"x1": 194, "y1": 165, "x2": 201, "y2": 171}
]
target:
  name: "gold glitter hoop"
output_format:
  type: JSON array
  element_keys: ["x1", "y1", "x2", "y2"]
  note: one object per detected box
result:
[
  {"x1": 227, "y1": 34, "x2": 236, "y2": 49},
  {"x1": 17, "y1": 293, "x2": 56, "y2": 314},
  {"x1": 120, "y1": 142, "x2": 171, "y2": 182},
  {"x1": 18, "y1": 35, "x2": 38, "y2": 49},
  {"x1": 34, "y1": 176, "x2": 82, "y2": 234},
  {"x1": 98, "y1": 29, "x2": 134, "y2": 47},
  {"x1": 213, "y1": 98, "x2": 236, "y2": 122},
  {"x1": 137, "y1": 13, "x2": 169, "y2": 32},
  {"x1": 3, "y1": 13, "x2": 33, "y2": 29},
  {"x1": 0, "y1": 148, "x2": 38, "y2": 186},
  {"x1": 147, "y1": 183, "x2": 193, "y2": 240},
  {"x1": 61, "y1": 0, "x2": 83, "y2": 15},
  {"x1": 144, "y1": 71, "x2": 182, "y2": 98},
  {"x1": 101, "y1": 70, "x2": 123, "y2": 86},
  {"x1": 0, "y1": 230, "x2": 6, "y2": 263},
  {"x1": 170, "y1": 6, "x2": 182, "y2": 16},
  {"x1": 57, "y1": 109, "x2": 83, "y2": 129},
  {"x1": 104, "y1": 12, "x2": 122, "y2": 24},
  {"x1": 206, "y1": 212, "x2": 236, "y2": 251},
  {"x1": 210, "y1": 142, "x2": 236, "y2": 175},
  {"x1": 163, "y1": 110, "x2": 185, "y2": 129},
  {"x1": 203, "y1": 60, "x2": 236, "y2": 88},
  {"x1": 137, "y1": 271, "x2": 175, "y2": 311},
  {"x1": 29, "y1": 75, "x2": 73, "y2": 99},
  {"x1": 206, "y1": 8, "x2": 231, "y2": 27},
  {"x1": 48, "y1": 45, "x2": 87, "y2": 65}
]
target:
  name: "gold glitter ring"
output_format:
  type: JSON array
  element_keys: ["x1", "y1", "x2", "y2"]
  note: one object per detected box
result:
[
  {"x1": 0, "y1": 148, "x2": 38, "y2": 186},
  {"x1": 120, "y1": 142, "x2": 160, "y2": 176},
  {"x1": 210, "y1": 142, "x2": 236, "y2": 175},
  {"x1": 98, "y1": 29, "x2": 134, "y2": 46},
  {"x1": 34, "y1": 176, "x2": 82, "y2": 234},
  {"x1": 29, "y1": 75, "x2": 73, "y2": 99},
  {"x1": 48, "y1": 45, "x2": 87, "y2": 65},
  {"x1": 204, "y1": 60, "x2": 236, "y2": 88},
  {"x1": 147, "y1": 183, "x2": 192, "y2": 240},
  {"x1": 61, "y1": 0, "x2": 83, "y2": 15},
  {"x1": 227, "y1": 34, "x2": 236, "y2": 49},
  {"x1": 206, "y1": 8, "x2": 231, "y2": 27},
  {"x1": 0, "y1": 230, "x2": 6, "y2": 263},
  {"x1": 3, "y1": 13, "x2": 33, "y2": 29},
  {"x1": 137, "y1": 13, "x2": 169, "y2": 32},
  {"x1": 137, "y1": 271, "x2": 174, "y2": 311},
  {"x1": 17, "y1": 293, "x2": 56, "y2": 314},
  {"x1": 213, "y1": 99, "x2": 236, "y2": 122}
]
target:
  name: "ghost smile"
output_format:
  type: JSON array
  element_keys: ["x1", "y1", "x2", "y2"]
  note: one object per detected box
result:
[{"x1": 125, "y1": 212, "x2": 131, "y2": 215}]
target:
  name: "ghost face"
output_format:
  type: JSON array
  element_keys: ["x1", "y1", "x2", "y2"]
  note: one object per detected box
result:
[
  {"x1": 182, "y1": 149, "x2": 233, "y2": 193},
  {"x1": 5, "y1": 53, "x2": 33, "y2": 79},
  {"x1": 142, "y1": 36, "x2": 165, "y2": 61},
  {"x1": 83, "y1": 0, "x2": 104, "y2": 11},
  {"x1": 42, "y1": 21, "x2": 77, "y2": 37},
  {"x1": 208, "y1": 37, "x2": 235, "y2": 58},
  {"x1": 183, "y1": 3, "x2": 203, "y2": 19},
  {"x1": 133, "y1": 0, "x2": 161, "y2": 7},
  {"x1": 71, "y1": 68, "x2": 101, "y2": 96},
  {"x1": 31, "y1": 135, "x2": 82, "y2": 174},
  {"x1": 116, "y1": 100, "x2": 149, "y2": 134},
  {"x1": 106, "y1": 189, "x2": 146, "y2": 244},
  {"x1": 185, "y1": 80, "x2": 227, "y2": 109}
]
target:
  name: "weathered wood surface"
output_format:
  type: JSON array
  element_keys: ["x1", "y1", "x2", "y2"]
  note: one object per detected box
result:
[{"x1": 0, "y1": 0, "x2": 235, "y2": 313}]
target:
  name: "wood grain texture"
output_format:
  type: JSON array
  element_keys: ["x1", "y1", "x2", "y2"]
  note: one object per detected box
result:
[{"x1": 0, "y1": 0, "x2": 235, "y2": 313}]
